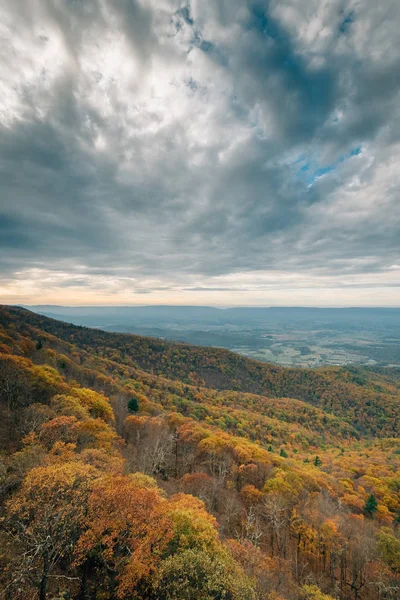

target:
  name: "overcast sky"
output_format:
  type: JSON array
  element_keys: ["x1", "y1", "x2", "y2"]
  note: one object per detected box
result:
[{"x1": 0, "y1": 0, "x2": 399, "y2": 306}]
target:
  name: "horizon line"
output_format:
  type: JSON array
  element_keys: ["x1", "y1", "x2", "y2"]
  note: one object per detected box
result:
[{"x1": 16, "y1": 303, "x2": 400, "y2": 310}]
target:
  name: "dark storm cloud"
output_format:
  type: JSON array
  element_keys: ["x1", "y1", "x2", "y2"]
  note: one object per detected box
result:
[{"x1": 0, "y1": 0, "x2": 399, "y2": 298}]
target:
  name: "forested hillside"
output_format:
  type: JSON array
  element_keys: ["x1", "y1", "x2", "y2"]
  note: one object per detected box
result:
[
  {"x1": 1, "y1": 305, "x2": 400, "y2": 600},
  {"x1": 3, "y1": 306, "x2": 400, "y2": 438}
]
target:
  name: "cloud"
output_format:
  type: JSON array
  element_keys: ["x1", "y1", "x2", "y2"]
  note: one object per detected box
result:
[{"x1": 0, "y1": 0, "x2": 399, "y2": 305}]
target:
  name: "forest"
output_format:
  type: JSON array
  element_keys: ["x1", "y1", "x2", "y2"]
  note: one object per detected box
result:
[{"x1": 0, "y1": 305, "x2": 400, "y2": 600}]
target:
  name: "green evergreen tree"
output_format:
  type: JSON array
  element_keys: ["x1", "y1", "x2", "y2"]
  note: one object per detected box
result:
[
  {"x1": 364, "y1": 494, "x2": 378, "y2": 517},
  {"x1": 314, "y1": 455, "x2": 322, "y2": 467},
  {"x1": 280, "y1": 448, "x2": 288, "y2": 458},
  {"x1": 128, "y1": 397, "x2": 139, "y2": 413}
]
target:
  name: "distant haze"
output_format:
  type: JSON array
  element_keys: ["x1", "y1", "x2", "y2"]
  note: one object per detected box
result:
[
  {"x1": 25, "y1": 305, "x2": 400, "y2": 317},
  {"x1": 26, "y1": 305, "x2": 400, "y2": 368}
]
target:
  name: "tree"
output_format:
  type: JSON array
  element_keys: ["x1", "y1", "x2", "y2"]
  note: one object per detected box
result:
[
  {"x1": 181, "y1": 472, "x2": 215, "y2": 507},
  {"x1": 72, "y1": 388, "x2": 114, "y2": 423},
  {"x1": 279, "y1": 448, "x2": 288, "y2": 458},
  {"x1": 314, "y1": 455, "x2": 322, "y2": 467},
  {"x1": 364, "y1": 494, "x2": 378, "y2": 517},
  {"x1": 0, "y1": 355, "x2": 31, "y2": 413},
  {"x1": 74, "y1": 474, "x2": 172, "y2": 598},
  {"x1": 39, "y1": 415, "x2": 78, "y2": 448},
  {"x1": 377, "y1": 527, "x2": 400, "y2": 572},
  {"x1": 262, "y1": 494, "x2": 291, "y2": 557},
  {"x1": 5, "y1": 461, "x2": 98, "y2": 600},
  {"x1": 300, "y1": 585, "x2": 335, "y2": 600},
  {"x1": 165, "y1": 493, "x2": 220, "y2": 555},
  {"x1": 125, "y1": 416, "x2": 174, "y2": 477},
  {"x1": 128, "y1": 396, "x2": 139, "y2": 413},
  {"x1": 155, "y1": 549, "x2": 256, "y2": 600}
]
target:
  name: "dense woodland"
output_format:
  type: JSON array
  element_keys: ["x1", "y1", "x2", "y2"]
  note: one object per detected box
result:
[{"x1": 0, "y1": 305, "x2": 400, "y2": 600}]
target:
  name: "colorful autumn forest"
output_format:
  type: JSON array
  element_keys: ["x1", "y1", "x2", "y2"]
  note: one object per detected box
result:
[{"x1": 0, "y1": 305, "x2": 400, "y2": 600}]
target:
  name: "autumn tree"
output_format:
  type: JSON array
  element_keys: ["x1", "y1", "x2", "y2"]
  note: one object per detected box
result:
[
  {"x1": 377, "y1": 527, "x2": 400, "y2": 573},
  {"x1": 74, "y1": 474, "x2": 172, "y2": 598},
  {"x1": 4, "y1": 461, "x2": 98, "y2": 600},
  {"x1": 155, "y1": 548, "x2": 256, "y2": 600},
  {"x1": 300, "y1": 584, "x2": 335, "y2": 600}
]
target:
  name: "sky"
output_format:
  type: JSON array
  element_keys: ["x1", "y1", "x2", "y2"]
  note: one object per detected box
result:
[{"x1": 0, "y1": 0, "x2": 399, "y2": 307}]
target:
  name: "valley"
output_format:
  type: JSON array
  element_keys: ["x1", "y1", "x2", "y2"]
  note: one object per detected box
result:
[{"x1": 28, "y1": 305, "x2": 400, "y2": 368}]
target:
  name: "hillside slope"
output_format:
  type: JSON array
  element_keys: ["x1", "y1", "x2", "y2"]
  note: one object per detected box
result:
[
  {"x1": 1, "y1": 305, "x2": 400, "y2": 437},
  {"x1": 0, "y1": 305, "x2": 400, "y2": 599}
]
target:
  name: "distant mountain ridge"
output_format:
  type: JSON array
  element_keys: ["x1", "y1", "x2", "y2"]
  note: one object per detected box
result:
[
  {"x1": 26, "y1": 304, "x2": 400, "y2": 317},
  {"x1": 23, "y1": 304, "x2": 400, "y2": 331}
]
